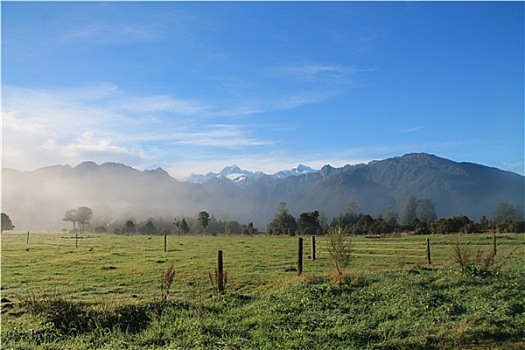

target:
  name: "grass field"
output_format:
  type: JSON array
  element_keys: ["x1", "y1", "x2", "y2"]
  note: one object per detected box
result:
[{"x1": 2, "y1": 232, "x2": 524, "y2": 349}]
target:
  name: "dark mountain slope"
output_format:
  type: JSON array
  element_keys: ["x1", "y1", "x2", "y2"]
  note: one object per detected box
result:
[{"x1": 364, "y1": 153, "x2": 523, "y2": 218}]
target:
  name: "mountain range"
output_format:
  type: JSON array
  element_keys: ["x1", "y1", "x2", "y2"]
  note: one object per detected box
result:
[
  {"x1": 182, "y1": 164, "x2": 318, "y2": 184},
  {"x1": 2, "y1": 153, "x2": 523, "y2": 231}
]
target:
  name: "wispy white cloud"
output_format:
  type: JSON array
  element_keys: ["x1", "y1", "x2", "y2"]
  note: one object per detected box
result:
[
  {"x1": 121, "y1": 95, "x2": 214, "y2": 115},
  {"x1": 2, "y1": 84, "x2": 276, "y2": 171},
  {"x1": 280, "y1": 64, "x2": 372, "y2": 82},
  {"x1": 171, "y1": 124, "x2": 276, "y2": 148},
  {"x1": 398, "y1": 125, "x2": 427, "y2": 133},
  {"x1": 275, "y1": 91, "x2": 336, "y2": 110},
  {"x1": 285, "y1": 64, "x2": 357, "y2": 76},
  {"x1": 61, "y1": 132, "x2": 140, "y2": 159},
  {"x1": 61, "y1": 22, "x2": 161, "y2": 44}
]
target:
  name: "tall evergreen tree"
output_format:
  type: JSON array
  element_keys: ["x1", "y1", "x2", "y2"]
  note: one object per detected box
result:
[
  {"x1": 267, "y1": 202, "x2": 297, "y2": 235},
  {"x1": 123, "y1": 220, "x2": 136, "y2": 234},
  {"x1": 198, "y1": 211, "x2": 210, "y2": 233},
  {"x1": 180, "y1": 218, "x2": 190, "y2": 234}
]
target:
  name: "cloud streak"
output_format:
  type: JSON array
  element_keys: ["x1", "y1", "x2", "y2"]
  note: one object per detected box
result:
[
  {"x1": 59, "y1": 12, "x2": 163, "y2": 45},
  {"x1": 285, "y1": 64, "x2": 359, "y2": 78},
  {"x1": 399, "y1": 125, "x2": 427, "y2": 133},
  {"x1": 2, "y1": 84, "x2": 279, "y2": 172},
  {"x1": 280, "y1": 64, "x2": 372, "y2": 83}
]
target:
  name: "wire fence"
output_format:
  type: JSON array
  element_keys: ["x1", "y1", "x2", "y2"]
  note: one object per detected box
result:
[{"x1": 304, "y1": 234, "x2": 523, "y2": 266}]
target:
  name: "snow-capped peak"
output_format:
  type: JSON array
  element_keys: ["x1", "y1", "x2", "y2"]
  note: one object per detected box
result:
[
  {"x1": 220, "y1": 165, "x2": 264, "y2": 183},
  {"x1": 271, "y1": 164, "x2": 318, "y2": 179},
  {"x1": 182, "y1": 164, "x2": 318, "y2": 184},
  {"x1": 219, "y1": 164, "x2": 243, "y2": 177}
]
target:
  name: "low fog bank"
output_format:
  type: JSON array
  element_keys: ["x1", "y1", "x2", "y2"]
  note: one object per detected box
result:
[{"x1": 1, "y1": 166, "x2": 274, "y2": 232}]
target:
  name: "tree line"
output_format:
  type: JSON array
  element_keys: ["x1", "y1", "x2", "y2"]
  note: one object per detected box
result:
[
  {"x1": 0, "y1": 198, "x2": 523, "y2": 235},
  {"x1": 64, "y1": 210, "x2": 259, "y2": 236},
  {"x1": 266, "y1": 200, "x2": 524, "y2": 235}
]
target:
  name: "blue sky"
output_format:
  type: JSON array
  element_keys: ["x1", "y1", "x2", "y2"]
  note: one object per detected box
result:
[{"x1": 2, "y1": 1, "x2": 523, "y2": 178}]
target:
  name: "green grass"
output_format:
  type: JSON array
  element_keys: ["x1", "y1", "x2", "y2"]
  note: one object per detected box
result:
[{"x1": 2, "y1": 232, "x2": 524, "y2": 349}]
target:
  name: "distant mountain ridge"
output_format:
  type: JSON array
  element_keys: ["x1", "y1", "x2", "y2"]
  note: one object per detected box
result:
[
  {"x1": 182, "y1": 164, "x2": 318, "y2": 184},
  {"x1": 2, "y1": 153, "x2": 523, "y2": 231}
]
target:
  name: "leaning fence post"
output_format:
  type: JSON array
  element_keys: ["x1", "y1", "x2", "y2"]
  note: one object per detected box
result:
[
  {"x1": 426, "y1": 238, "x2": 431, "y2": 264},
  {"x1": 217, "y1": 250, "x2": 225, "y2": 293},
  {"x1": 493, "y1": 234, "x2": 497, "y2": 256},
  {"x1": 311, "y1": 235, "x2": 316, "y2": 260},
  {"x1": 297, "y1": 237, "x2": 303, "y2": 276}
]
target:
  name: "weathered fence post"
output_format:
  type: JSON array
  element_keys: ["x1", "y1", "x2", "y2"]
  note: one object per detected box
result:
[
  {"x1": 311, "y1": 235, "x2": 316, "y2": 260},
  {"x1": 217, "y1": 250, "x2": 224, "y2": 293},
  {"x1": 75, "y1": 231, "x2": 79, "y2": 248},
  {"x1": 164, "y1": 234, "x2": 167, "y2": 253},
  {"x1": 297, "y1": 237, "x2": 303, "y2": 276},
  {"x1": 426, "y1": 238, "x2": 431, "y2": 264},
  {"x1": 493, "y1": 234, "x2": 497, "y2": 256},
  {"x1": 26, "y1": 231, "x2": 30, "y2": 245}
]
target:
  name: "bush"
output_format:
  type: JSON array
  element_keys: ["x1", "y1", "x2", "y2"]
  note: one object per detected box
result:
[
  {"x1": 452, "y1": 240, "x2": 517, "y2": 277},
  {"x1": 327, "y1": 226, "x2": 351, "y2": 284},
  {"x1": 94, "y1": 226, "x2": 107, "y2": 233}
]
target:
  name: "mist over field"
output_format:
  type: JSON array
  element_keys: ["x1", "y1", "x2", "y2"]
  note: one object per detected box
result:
[
  {"x1": 2, "y1": 163, "x2": 199, "y2": 231},
  {"x1": 2, "y1": 153, "x2": 523, "y2": 232}
]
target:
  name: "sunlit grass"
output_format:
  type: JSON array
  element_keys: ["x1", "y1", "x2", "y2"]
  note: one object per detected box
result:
[
  {"x1": 2, "y1": 232, "x2": 523, "y2": 301},
  {"x1": 2, "y1": 232, "x2": 524, "y2": 349}
]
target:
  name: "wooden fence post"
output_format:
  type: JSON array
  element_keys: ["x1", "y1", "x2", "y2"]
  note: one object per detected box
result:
[
  {"x1": 297, "y1": 237, "x2": 303, "y2": 276},
  {"x1": 311, "y1": 235, "x2": 316, "y2": 260},
  {"x1": 493, "y1": 234, "x2": 497, "y2": 256},
  {"x1": 26, "y1": 231, "x2": 30, "y2": 245},
  {"x1": 75, "y1": 231, "x2": 79, "y2": 248},
  {"x1": 164, "y1": 234, "x2": 167, "y2": 253},
  {"x1": 426, "y1": 238, "x2": 431, "y2": 264},
  {"x1": 217, "y1": 250, "x2": 224, "y2": 293}
]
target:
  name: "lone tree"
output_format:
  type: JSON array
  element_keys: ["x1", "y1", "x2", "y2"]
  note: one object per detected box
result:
[
  {"x1": 63, "y1": 207, "x2": 93, "y2": 233},
  {"x1": 198, "y1": 211, "x2": 210, "y2": 233},
  {"x1": 63, "y1": 209, "x2": 78, "y2": 230},
  {"x1": 76, "y1": 207, "x2": 93, "y2": 233},
  {"x1": 1, "y1": 213, "x2": 15, "y2": 233}
]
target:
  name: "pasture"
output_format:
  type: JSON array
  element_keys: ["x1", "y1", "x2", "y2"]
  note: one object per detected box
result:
[{"x1": 2, "y1": 232, "x2": 524, "y2": 349}]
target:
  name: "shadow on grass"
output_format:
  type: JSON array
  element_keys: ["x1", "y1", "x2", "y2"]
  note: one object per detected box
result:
[
  {"x1": 20, "y1": 294, "x2": 192, "y2": 335},
  {"x1": 26, "y1": 299, "x2": 150, "y2": 334}
]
